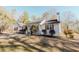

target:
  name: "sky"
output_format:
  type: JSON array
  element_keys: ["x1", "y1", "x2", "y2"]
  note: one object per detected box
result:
[{"x1": 3, "y1": 6, "x2": 79, "y2": 21}]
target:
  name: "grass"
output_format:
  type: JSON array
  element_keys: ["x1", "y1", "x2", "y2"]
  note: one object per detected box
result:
[{"x1": 0, "y1": 33, "x2": 79, "y2": 52}]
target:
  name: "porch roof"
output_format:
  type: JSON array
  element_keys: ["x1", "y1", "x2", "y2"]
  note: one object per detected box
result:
[{"x1": 27, "y1": 19, "x2": 60, "y2": 25}]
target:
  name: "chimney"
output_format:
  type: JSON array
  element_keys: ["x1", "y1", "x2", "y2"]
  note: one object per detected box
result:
[{"x1": 57, "y1": 12, "x2": 60, "y2": 21}]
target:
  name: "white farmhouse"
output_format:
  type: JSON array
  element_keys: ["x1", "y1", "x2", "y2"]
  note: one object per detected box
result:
[{"x1": 26, "y1": 19, "x2": 61, "y2": 36}]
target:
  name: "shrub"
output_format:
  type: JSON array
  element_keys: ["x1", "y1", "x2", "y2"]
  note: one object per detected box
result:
[{"x1": 64, "y1": 29, "x2": 74, "y2": 39}]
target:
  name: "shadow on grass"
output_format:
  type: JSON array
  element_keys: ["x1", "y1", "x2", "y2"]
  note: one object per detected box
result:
[
  {"x1": 0, "y1": 33, "x2": 78, "y2": 52},
  {"x1": 9, "y1": 37, "x2": 47, "y2": 52},
  {"x1": 0, "y1": 45, "x2": 34, "y2": 52}
]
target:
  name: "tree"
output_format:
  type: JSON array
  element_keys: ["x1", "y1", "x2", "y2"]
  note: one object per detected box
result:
[
  {"x1": 0, "y1": 7, "x2": 17, "y2": 33},
  {"x1": 19, "y1": 11, "x2": 29, "y2": 25},
  {"x1": 62, "y1": 11, "x2": 76, "y2": 38},
  {"x1": 74, "y1": 20, "x2": 79, "y2": 33},
  {"x1": 42, "y1": 12, "x2": 49, "y2": 19}
]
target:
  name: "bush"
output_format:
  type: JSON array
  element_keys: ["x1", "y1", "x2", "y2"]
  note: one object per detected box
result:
[
  {"x1": 69, "y1": 34, "x2": 74, "y2": 38},
  {"x1": 64, "y1": 29, "x2": 74, "y2": 39}
]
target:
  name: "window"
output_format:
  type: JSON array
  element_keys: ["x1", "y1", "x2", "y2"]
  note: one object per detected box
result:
[
  {"x1": 45, "y1": 24, "x2": 54, "y2": 30},
  {"x1": 50, "y1": 24, "x2": 54, "y2": 30},
  {"x1": 45, "y1": 24, "x2": 50, "y2": 29}
]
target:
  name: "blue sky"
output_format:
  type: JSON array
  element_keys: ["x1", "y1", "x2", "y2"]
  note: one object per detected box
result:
[{"x1": 4, "y1": 6, "x2": 79, "y2": 20}]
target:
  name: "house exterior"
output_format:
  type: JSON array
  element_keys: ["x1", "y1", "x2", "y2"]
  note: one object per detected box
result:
[
  {"x1": 16, "y1": 12, "x2": 61, "y2": 36},
  {"x1": 26, "y1": 19, "x2": 61, "y2": 36}
]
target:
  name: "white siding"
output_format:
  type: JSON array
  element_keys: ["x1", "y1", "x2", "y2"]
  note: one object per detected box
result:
[
  {"x1": 38, "y1": 23, "x2": 61, "y2": 36},
  {"x1": 54, "y1": 23, "x2": 61, "y2": 36},
  {"x1": 39, "y1": 24, "x2": 45, "y2": 35}
]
